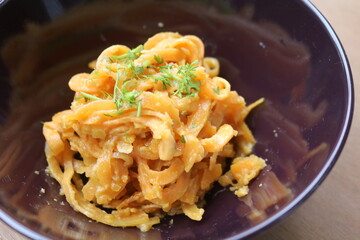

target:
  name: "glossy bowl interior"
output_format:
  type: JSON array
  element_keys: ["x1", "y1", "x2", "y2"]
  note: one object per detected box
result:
[{"x1": 0, "y1": 0, "x2": 353, "y2": 239}]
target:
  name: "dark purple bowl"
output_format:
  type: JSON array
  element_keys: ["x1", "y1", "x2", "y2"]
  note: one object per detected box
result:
[{"x1": 0, "y1": 0, "x2": 353, "y2": 239}]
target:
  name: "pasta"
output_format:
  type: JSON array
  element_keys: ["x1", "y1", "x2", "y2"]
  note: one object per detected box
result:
[{"x1": 42, "y1": 32, "x2": 266, "y2": 231}]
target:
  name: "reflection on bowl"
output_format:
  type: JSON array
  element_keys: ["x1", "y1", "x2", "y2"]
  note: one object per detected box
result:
[{"x1": 0, "y1": 0, "x2": 353, "y2": 239}]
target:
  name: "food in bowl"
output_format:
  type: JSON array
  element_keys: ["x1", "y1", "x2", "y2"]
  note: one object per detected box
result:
[
  {"x1": 42, "y1": 32, "x2": 266, "y2": 231},
  {"x1": 0, "y1": 0, "x2": 352, "y2": 239}
]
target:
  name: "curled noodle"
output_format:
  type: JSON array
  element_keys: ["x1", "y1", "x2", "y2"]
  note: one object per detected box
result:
[{"x1": 43, "y1": 32, "x2": 266, "y2": 231}]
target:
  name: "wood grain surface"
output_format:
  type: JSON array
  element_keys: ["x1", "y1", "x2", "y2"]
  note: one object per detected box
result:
[{"x1": 1, "y1": 0, "x2": 359, "y2": 239}]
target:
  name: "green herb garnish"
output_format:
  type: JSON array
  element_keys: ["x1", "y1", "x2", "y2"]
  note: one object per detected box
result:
[
  {"x1": 180, "y1": 110, "x2": 188, "y2": 116},
  {"x1": 212, "y1": 86, "x2": 220, "y2": 95},
  {"x1": 152, "y1": 60, "x2": 200, "y2": 97},
  {"x1": 113, "y1": 73, "x2": 142, "y2": 116},
  {"x1": 136, "y1": 102, "x2": 142, "y2": 117},
  {"x1": 154, "y1": 55, "x2": 164, "y2": 64},
  {"x1": 174, "y1": 60, "x2": 200, "y2": 97},
  {"x1": 98, "y1": 45, "x2": 201, "y2": 118},
  {"x1": 80, "y1": 92, "x2": 102, "y2": 101},
  {"x1": 180, "y1": 135, "x2": 186, "y2": 143},
  {"x1": 127, "y1": 61, "x2": 145, "y2": 79},
  {"x1": 111, "y1": 45, "x2": 144, "y2": 62},
  {"x1": 153, "y1": 69, "x2": 172, "y2": 89}
]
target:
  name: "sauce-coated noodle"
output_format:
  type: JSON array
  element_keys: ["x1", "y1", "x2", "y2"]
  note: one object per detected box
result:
[{"x1": 43, "y1": 32, "x2": 266, "y2": 231}]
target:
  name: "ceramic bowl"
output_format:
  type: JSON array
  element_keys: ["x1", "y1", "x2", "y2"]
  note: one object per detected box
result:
[{"x1": 0, "y1": 0, "x2": 353, "y2": 239}]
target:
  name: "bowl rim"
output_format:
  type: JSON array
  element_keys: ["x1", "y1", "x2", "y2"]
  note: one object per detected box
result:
[
  {"x1": 228, "y1": 0, "x2": 354, "y2": 239},
  {"x1": 0, "y1": 0, "x2": 354, "y2": 239},
  {"x1": 0, "y1": 210, "x2": 50, "y2": 240}
]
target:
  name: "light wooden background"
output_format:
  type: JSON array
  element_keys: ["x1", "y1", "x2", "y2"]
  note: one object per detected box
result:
[{"x1": 1, "y1": 0, "x2": 359, "y2": 239}]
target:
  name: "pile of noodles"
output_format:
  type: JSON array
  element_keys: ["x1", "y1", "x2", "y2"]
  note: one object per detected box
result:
[{"x1": 43, "y1": 32, "x2": 265, "y2": 231}]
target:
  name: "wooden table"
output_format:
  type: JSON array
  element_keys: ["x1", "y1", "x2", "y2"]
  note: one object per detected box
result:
[{"x1": 1, "y1": 0, "x2": 359, "y2": 239}]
